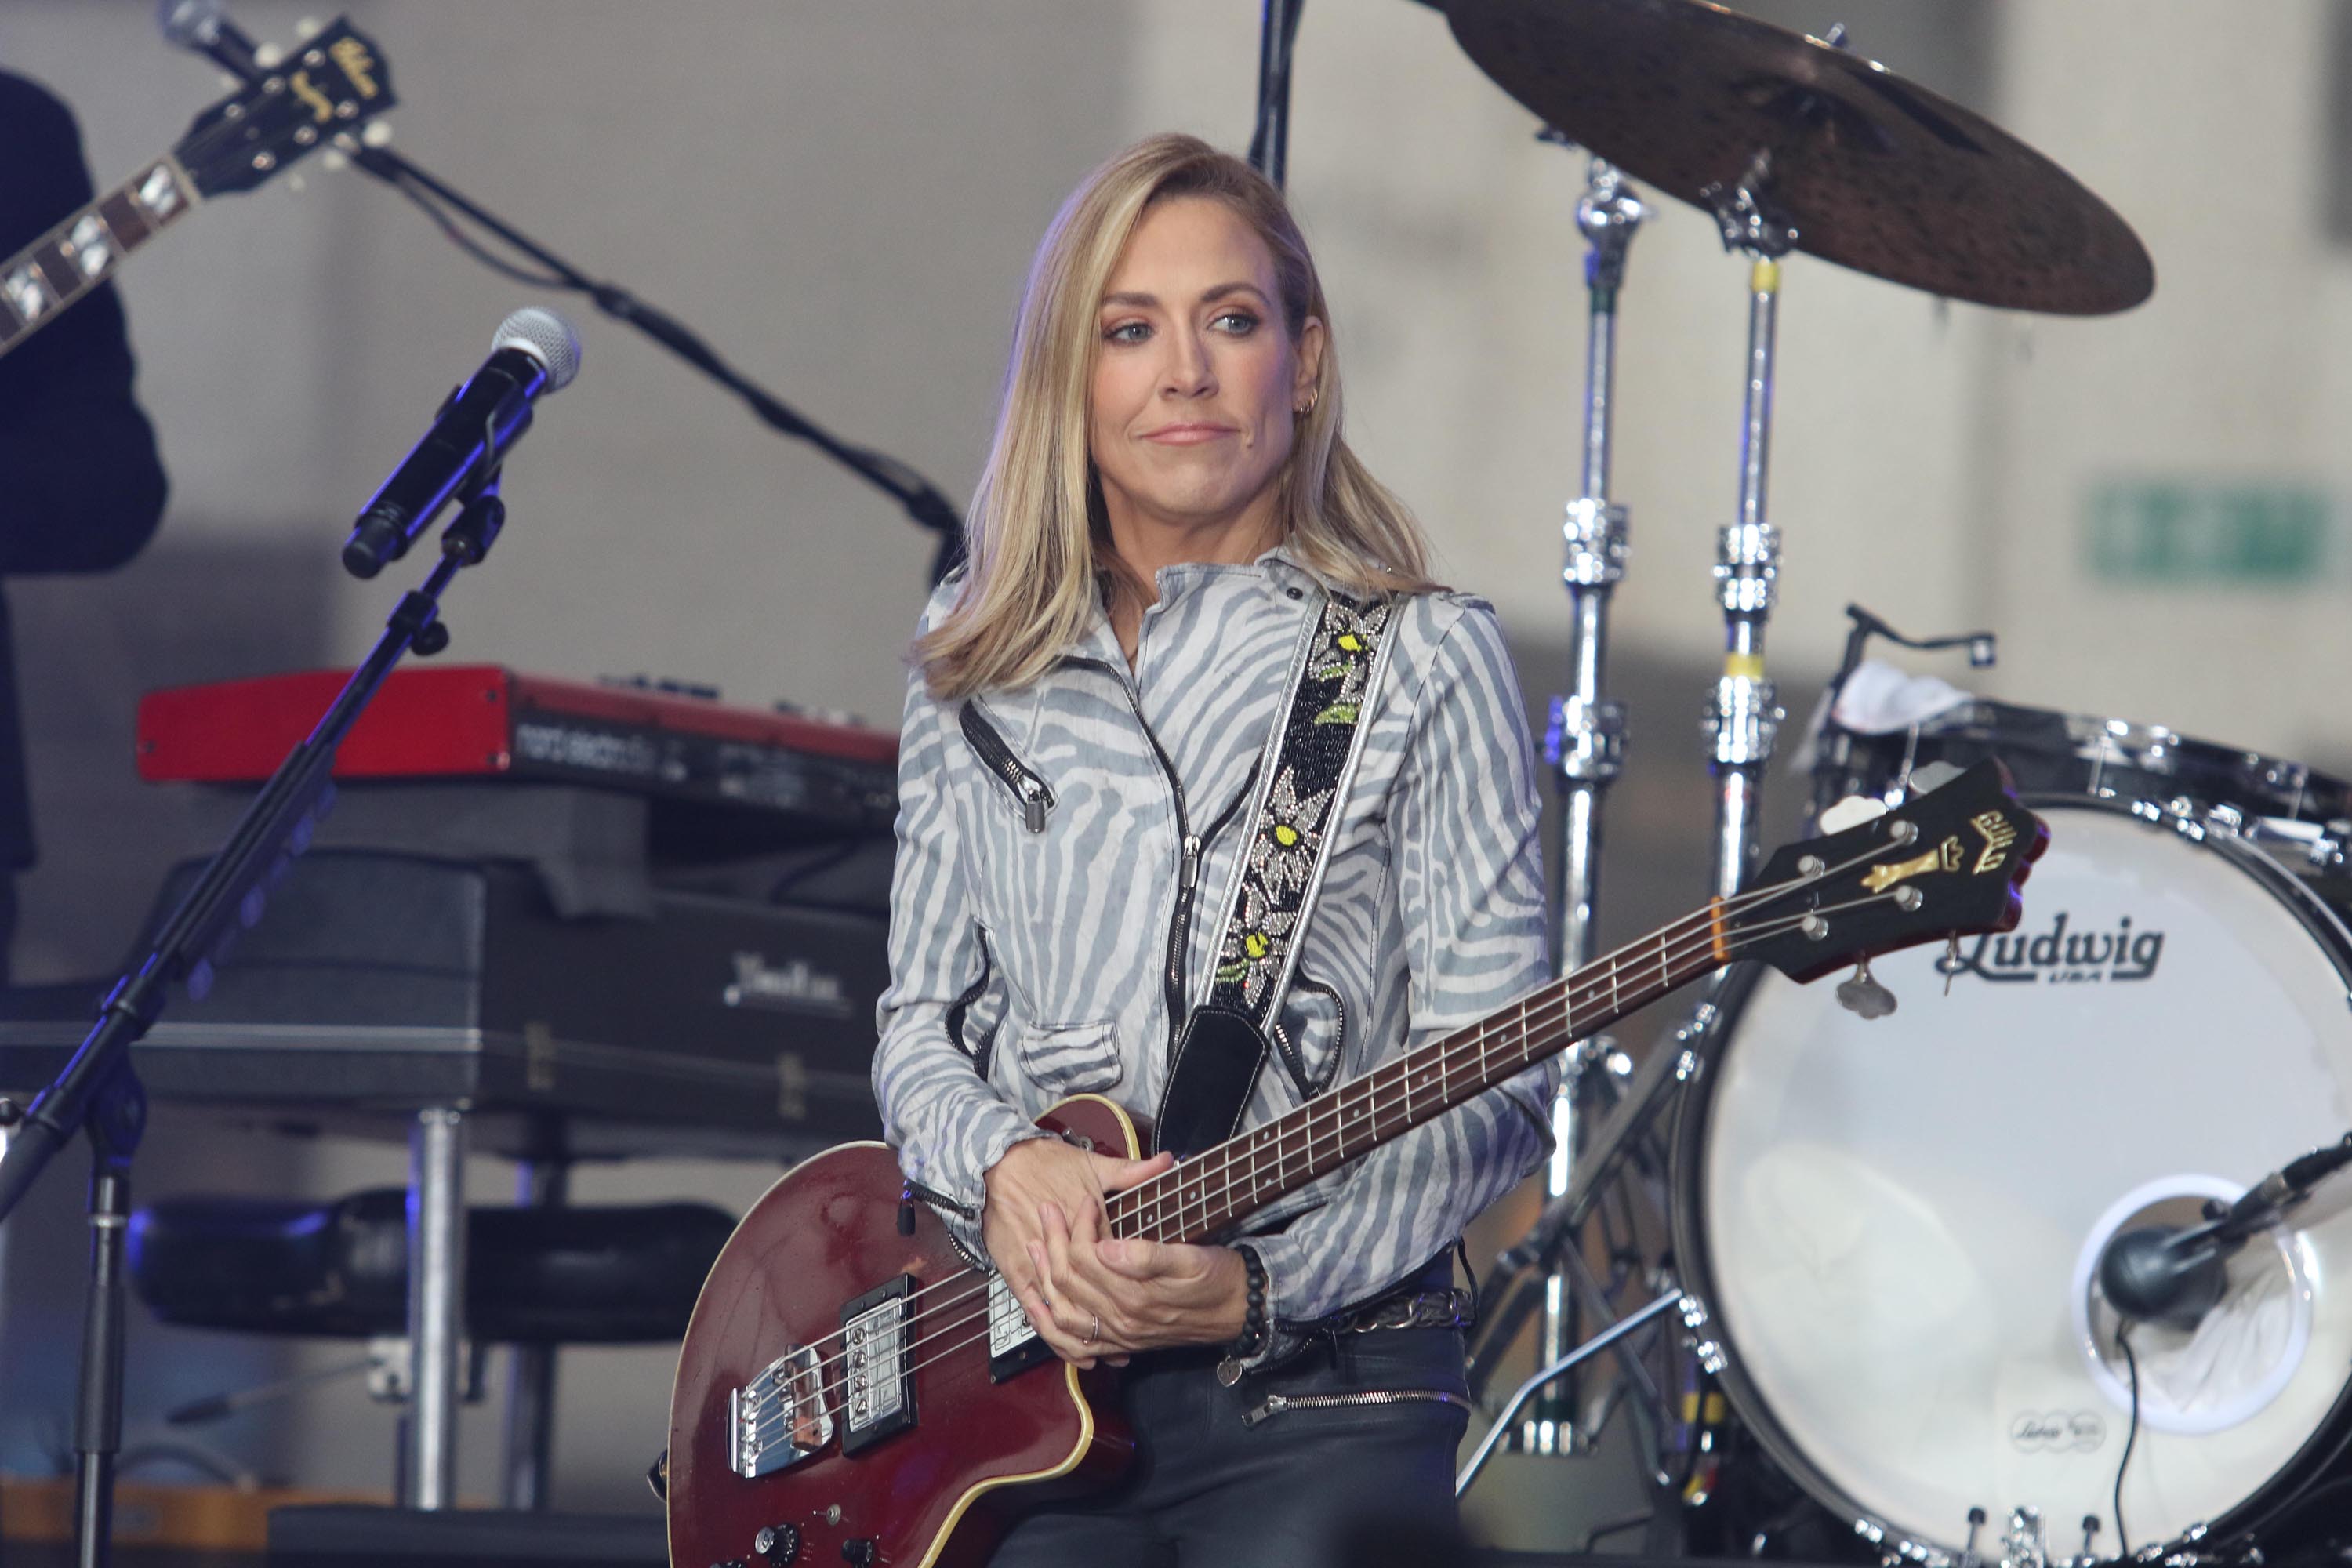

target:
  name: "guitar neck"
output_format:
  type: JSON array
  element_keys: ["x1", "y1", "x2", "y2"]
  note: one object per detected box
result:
[
  {"x1": 0, "y1": 155, "x2": 198, "y2": 360},
  {"x1": 1107, "y1": 903, "x2": 1731, "y2": 1246}
]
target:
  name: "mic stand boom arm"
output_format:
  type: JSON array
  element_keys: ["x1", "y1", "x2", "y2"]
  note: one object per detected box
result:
[
  {"x1": 0, "y1": 477, "x2": 506, "y2": 1568},
  {"x1": 349, "y1": 145, "x2": 966, "y2": 553},
  {"x1": 168, "y1": 12, "x2": 963, "y2": 570}
]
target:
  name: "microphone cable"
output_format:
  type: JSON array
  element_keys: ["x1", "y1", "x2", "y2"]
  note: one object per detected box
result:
[{"x1": 2111, "y1": 1319, "x2": 2141, "y2": 1559}]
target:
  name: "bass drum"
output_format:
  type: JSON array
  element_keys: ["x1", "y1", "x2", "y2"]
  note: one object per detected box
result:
[{"x1": 1675, "y1": 702, "x2": 2352, "y2": 1559}]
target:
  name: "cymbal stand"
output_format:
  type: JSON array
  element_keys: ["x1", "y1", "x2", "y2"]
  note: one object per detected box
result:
[
  {"x1": 1700, "y1": 153, "x2": 1796, "y2": 901},
  {"x1": 1508, "y1": 149, "x2": 1653, "y2": 1457}
]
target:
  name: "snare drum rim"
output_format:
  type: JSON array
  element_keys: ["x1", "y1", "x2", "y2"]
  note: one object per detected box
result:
[{"x1": 1668, "y1": 792, "x2": 2352, "y2": 1562}]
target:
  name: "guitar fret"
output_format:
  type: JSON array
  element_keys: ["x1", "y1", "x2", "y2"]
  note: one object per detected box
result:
[
  {"x1": 64, "y1": 212, "x2": 121, "y2": 281},
  {"x1": 134, "y1": 161, "x2": 191, "y2": 227},
  {"x1": 0, "y1": 160, "x2": 195, "y2": 361},
  {"x1": 0, "y1": 262, "x2": 61, "y2": 336},
  {"x1": 97, "y1": 191, "x2": 150, "y2": 249},
  {"x1": 33, "y1": 242, "x2": 84, "y2": 305},
  {"x1": 1132, "y1": 903, "x2": 1746, "y2": 1247}
]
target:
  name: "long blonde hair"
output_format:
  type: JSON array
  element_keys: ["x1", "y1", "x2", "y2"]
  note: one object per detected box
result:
[{"x1": 916, "y1": 132, "x2": 1434, "y2": 700}]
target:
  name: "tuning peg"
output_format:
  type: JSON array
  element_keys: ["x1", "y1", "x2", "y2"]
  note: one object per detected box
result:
[
  {"x1": 1835, "y1": 956, "x2": 1897, "y2": 1019},
  {"x1": 362, "y1": 119, "x2": 394, "y2": 148},
  {"x1": 296, "y1": 16, "x2": 324, "y2": 39},
  {"x1": 253, "y1": 41, "x2": 286, "y2": 70},
  {"x1": 1818, "y1": 794, "x2": 1889, "y2": 834}
]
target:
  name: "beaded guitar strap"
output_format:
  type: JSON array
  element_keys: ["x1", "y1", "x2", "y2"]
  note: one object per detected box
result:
[{"x1": 1152, "y1": 590, "x2": 1398, "y2": 1159}]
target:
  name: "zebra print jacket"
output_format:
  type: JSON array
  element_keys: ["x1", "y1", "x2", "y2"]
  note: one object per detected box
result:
[{"x1": 871, "y1": 546, "x2": 1555, "y2": 1357}]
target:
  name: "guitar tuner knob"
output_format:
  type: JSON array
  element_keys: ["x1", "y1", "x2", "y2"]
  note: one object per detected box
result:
[
  {"x1": 1835, "y1": 956, "x2": 1897, "y2": 1020},
  {"x1": 754, "y1": 1523, "x2": 802, "y2": 1565}
]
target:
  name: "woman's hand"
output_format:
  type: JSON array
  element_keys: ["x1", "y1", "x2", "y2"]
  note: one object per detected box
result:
[
  {"x1": 982, "y1": 1137, "x2": 1172, "y2": 1360},
  {"x1": 1025, "y1": 1198, "x2": 1250, "y2": 1368}
]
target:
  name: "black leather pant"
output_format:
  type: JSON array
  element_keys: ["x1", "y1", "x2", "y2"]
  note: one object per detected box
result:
[{"x1": 988, "y1": 1326, "x2": 1471, "y2": 1568}]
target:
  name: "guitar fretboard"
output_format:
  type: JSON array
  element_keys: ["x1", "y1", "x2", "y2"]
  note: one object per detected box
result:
[
  {"x1": 0, "y1": 158, "x2": 196, "y2": 358},
  {"x1": 1105, "y1": 902, "x2": 1730, "y2": 1246}
]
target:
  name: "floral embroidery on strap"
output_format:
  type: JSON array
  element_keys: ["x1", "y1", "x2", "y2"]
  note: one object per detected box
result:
[
  {"x1": 1308, "y1": 598, "x2": 1389, "y2": 725},
  {"x1": 1208, "y1": 593, "x2": 1394, "y2": 1016}
]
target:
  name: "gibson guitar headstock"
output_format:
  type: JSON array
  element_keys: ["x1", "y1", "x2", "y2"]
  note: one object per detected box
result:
[
  {"x1": 176, "y1": 17, "x2": 397, "y2": 197},
  {"x1": 0, "y1": 18, "x2": 394, "y2": 359}
]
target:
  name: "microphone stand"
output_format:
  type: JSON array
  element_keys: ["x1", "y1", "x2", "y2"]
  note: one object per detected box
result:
[
  {"x1": 0, "y1": 474, "x2": 509, "y2": 1568},
  {"x1": 168, "y1": 12, "x2": 966, "y2": 579},
  {"x1": 1247, "y1": 0, "x2": 1305, "y2": 187}
]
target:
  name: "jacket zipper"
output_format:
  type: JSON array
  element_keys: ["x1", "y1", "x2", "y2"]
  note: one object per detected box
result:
[
  {"x1": 1063, "y1": 657, "x2": 1204, "y2": 1050},
  {"x1": 1241, "y1": 1388, "x2": 1468, "y2": 1428},
  {"x1": 960, "y1": 702, "x2": 1054, "y2": 833},
  {"x1": 1270, "y1": 971, "x2": 1347, "y2": 1098}
]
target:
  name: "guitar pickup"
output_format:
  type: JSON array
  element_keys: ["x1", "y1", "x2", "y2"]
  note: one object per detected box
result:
[
  {"x1": 728, "y1": 1345, "x2": 833, "y2": 1479},
  {"x1": 987, "y1": 1272, "x2": 1053, "y2": 1383},
  {"x1": 839, "y1": 1275, "x2": 916, "y2": 1455}
]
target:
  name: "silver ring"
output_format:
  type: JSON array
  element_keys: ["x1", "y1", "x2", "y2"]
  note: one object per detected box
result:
[{"x1": 1086, "y1": 1313, "x2": 1101, "y2": 1346}]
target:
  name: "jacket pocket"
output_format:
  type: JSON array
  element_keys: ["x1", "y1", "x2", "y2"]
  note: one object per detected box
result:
[
  {"x1": 1011, "y1": 1018, "x2": 1123, "y2": 1097},
  {"x1": 959, "y1": 701, "x2": 1054, "y2": 833}
]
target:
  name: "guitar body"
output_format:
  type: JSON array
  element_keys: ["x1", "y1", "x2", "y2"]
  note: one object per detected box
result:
[{"x1": 667, "y1": 1095, "x2": 1141, "y2": 1568}]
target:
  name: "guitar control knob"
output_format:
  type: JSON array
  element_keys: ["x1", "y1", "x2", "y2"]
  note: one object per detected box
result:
[
  {"x1": 840, "y1": 1541, "x2": 876, "y2": 1566},
  {"x1": 754, "y1": 1524, "x2": 802, "y2": 1566}
]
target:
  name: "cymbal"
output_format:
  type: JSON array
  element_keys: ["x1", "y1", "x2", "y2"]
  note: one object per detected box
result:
[{"x1": 1443, "y1": 0, "x2": 2154, "y2": 314}]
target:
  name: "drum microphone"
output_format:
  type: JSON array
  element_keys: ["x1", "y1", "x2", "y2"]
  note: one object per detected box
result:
[
  {"x1": 2096, "y1": 1132, "x2": 2352, "y2": 1327},
  {"x1": 343, "y1": 307, "x2": 583, "y2": 579}
]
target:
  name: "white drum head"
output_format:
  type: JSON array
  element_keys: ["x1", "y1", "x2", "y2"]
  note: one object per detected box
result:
[{"x1": 1686, "y1": 804, "x2": 2352, "y2": 1552}]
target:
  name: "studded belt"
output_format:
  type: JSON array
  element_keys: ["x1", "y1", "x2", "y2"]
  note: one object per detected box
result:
[{"x1": 1327, "y1": 1286, "x2": 1475, "y2": 1335}]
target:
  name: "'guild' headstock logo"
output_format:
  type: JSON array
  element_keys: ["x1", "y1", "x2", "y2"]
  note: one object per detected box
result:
[{"x1": 1970, "y1": 811, "x2": 2018, "y2": 875}]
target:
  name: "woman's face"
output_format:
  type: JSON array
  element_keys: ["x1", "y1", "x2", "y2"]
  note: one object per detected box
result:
[{"x1": 1088, "y1": 195, "x2": 1323, "y2": 546}]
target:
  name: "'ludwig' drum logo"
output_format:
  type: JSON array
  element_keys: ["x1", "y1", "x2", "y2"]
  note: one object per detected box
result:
[{"x1": 1940, "y1": 913, "x2": 2165, "y2": 985}]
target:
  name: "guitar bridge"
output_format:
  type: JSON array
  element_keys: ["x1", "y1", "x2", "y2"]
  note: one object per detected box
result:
[{"x1": 728, "y1": 1345, "x2": 833, "y2": 1479}]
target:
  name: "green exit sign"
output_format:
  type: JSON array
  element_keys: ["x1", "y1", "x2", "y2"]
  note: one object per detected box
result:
[{"x1": 2085, "y1": 478, "x2": 2334, "y2": 584}]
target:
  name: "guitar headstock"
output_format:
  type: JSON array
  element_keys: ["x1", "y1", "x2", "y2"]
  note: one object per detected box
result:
[
  {"x1": 1733, "y1": 758, "x2": 2047, "y2": 983},
  {"x1": 173, "y1": 19, "x2": 395, "y2": 198}
]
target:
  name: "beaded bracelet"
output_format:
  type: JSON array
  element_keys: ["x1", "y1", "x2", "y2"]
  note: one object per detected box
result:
[{"x1": 1229, "y1": 1244, "x2": 1269, "y2": 1361}]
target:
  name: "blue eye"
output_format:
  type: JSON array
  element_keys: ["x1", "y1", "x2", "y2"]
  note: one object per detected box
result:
[
  {"x1": 1213, "y1": 310, "x2": 1260, "y2": 335},
  {"x1": 1104, "y1": 321, "x2": 1150, "y2": 343}
]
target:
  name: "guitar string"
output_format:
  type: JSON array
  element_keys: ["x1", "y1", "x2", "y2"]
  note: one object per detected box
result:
[
  {"x1": 750, "y1": 893, "x2": 1733, "y2": 1396},
  {"x1": 751, "y1": 893, "x2": 1788, "y2": 1425},
  {"x1": 793, "y1": 852, "x2": 1833, "y2": 1359},
  {"x1": 813, "y1": 894, "x2": 1911, "y2": 1414},
  {"x1": 1107, "y1": 826, "x2": 1917, "y2": 1240},
  {"x1": 749, "y1": 879, "x2": 1789, "y2": 1402},
  {"x1": 752, "y1": 830, "x2": 1926, "y2": 1410},
  {"x1": 760, "y1": 888, "x2": 1903, "y2": 1424},
  {"x1": 1123, "y1": 888, "x2": 1909, "y2": 1247}
]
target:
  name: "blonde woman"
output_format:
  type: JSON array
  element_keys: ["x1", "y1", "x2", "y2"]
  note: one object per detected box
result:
[{"x1": 873, "y1": 133, "x2": 1553, "y2": 1565}]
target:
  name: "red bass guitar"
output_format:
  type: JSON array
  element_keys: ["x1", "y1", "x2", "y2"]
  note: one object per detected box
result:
[{"x1": 668, "y1": 761, "x2": 2045, "y2": 1568}]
